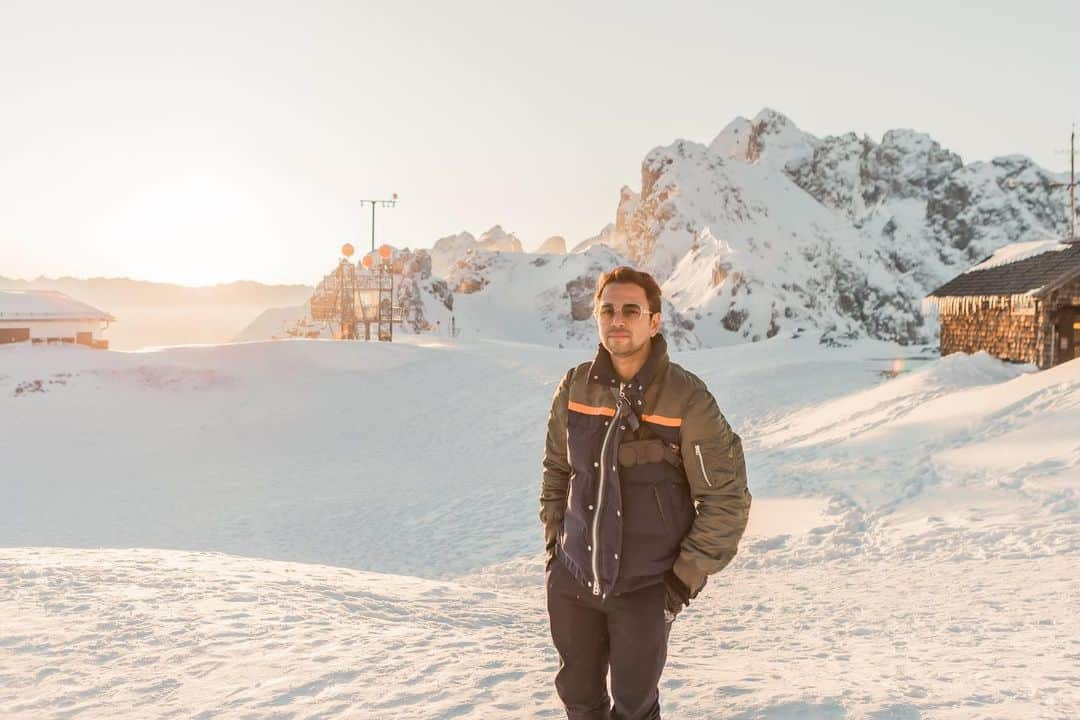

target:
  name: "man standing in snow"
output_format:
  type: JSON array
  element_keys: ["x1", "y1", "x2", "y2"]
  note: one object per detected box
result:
[{"x1": 540, "y1": 266, "x2": 751, "y2": 720}]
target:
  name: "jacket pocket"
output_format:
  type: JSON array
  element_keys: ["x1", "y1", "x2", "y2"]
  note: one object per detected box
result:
[{"x1": 688, "y1": 438, "x2": 741, "y2": 491}]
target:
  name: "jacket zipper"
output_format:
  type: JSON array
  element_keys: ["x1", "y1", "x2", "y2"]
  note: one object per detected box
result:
[
  {"x1": 591, "y1": 383, "x2": 624, "y2": 597},
  {"x1": 694, "y1": 443, "x2": 712, "y2": 487},
  {"x1": 653, "y1": 486, "x2": 669, "y2": 529}
]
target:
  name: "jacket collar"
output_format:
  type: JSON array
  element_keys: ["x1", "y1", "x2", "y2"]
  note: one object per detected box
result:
[{"x1": 587, "y1": 334, "x2": 668, "y2": 392}]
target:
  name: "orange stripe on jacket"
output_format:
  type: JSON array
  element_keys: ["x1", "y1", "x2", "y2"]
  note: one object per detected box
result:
[
  {"x1": 568, "y1": 401, "x2": 616, "y2": 417},
  {"x1": 642, "y1": 413, "x2": 682, "y2": 428}
]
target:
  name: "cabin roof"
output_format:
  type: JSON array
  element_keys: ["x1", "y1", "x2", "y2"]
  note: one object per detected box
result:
[
  {"x1": 0, "y1": 290, "x2": 114, "y2": 322},
  {"x1": 929, "y1": 241, "x2": 1080, "y2": 299}
]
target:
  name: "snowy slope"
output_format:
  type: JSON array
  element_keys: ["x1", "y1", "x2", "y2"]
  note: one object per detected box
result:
[
  {"x1": 233, "y1": 302, "x2": 313, "y2": 342},
  {"x1": 635, "y1": 138, "x2": 929, "y2": 346},
  {"x1": 1, "y1": 339, "x2": 1077, "y2": 718}
]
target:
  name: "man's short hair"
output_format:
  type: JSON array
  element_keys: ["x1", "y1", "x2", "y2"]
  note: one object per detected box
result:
[{"x1": 595, "y1": 266, "x2": 662, "y2": 314}]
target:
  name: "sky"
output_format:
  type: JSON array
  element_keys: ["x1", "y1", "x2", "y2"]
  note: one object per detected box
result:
[{"x1": 2, "y1": 0, "x2": 1079, "y2": 287}]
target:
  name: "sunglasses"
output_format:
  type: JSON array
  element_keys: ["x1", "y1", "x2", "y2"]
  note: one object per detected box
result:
[{"x1": 594, "y1": 303, "x2": 653, "y2": 322}]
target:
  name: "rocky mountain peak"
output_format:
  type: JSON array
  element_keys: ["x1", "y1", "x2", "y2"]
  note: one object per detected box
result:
[
  {"x1": 710, "y1": 108, "x2": 816, "y2": 168},
  {"x1": 429, "y1": 231, "x2": 478, "y2": 278},
  {"x1": 536, "y1": 236, "x2": 567, "y2": 254},
  {"x1": 477, "y1": 225, "x2": 523, "y2": 253}
]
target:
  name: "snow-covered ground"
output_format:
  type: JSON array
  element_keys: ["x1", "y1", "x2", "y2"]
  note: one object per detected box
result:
[{"x1": 1, "y1": 338, "x2": 1077, "y2": 719}]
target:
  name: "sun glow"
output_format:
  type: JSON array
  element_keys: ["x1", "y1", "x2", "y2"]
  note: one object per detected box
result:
[{"x1": 77, "y1": 171, "x2": 283, "y2": 286}]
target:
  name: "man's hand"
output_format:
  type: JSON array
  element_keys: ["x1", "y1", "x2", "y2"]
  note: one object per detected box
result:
[
  {"x1": 544, "y1": 521, "x2": 559, "y2": 568},
  {"x1": 540, "y1": 369, "x2": 574, "y2": 567},
  {"x1": 663, "y1": 570, "x2": 690, "y2": 616},
  {"x1": 673, "y1": 554, "x2": 707, "y2": 598}
]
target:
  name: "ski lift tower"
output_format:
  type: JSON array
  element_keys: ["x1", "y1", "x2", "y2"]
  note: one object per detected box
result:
[
  {"x1": 361, "y1": 244, "x2": 399, "y2": 341},
  {"x1": 338, "y1": 243, "x2": 358, "y2": 339},
  {"x1": 309, "y1": 243, "x2": 361, "y2": 339}
]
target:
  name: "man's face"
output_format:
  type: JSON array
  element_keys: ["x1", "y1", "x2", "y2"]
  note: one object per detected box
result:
[{"x1": 596, "y1": 282, "x2": 661, "y2": 358}]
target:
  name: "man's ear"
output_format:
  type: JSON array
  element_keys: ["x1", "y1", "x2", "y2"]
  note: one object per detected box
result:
[{"x1": 651, "y1": 311, "x2": 661, "y2": 337}]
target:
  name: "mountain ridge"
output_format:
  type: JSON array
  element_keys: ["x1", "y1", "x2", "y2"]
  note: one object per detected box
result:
[{"x1": 600, "y1": 108, "x2": 1072, "y2": 345}]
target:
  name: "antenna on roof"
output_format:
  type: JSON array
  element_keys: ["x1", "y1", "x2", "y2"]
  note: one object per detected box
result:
[
  {"x1": 1054, "y1": 123, "x2": 1077, "y2": 242},
  {"x1": 1005, "y1": 127, "x2": 1078, "y2": 242},
  {"x1": 1070, "y1": 124, "x2": 1077, "y2": 241}
]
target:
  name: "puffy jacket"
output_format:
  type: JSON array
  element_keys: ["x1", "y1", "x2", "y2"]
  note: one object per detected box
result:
[{"x1": 540, "y1": 335, "x2": 751, "y2": 600}]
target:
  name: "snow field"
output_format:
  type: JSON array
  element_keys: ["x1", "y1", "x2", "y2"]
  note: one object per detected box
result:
[
  {"x1": 1, "y1": 548, "x2": 1075, "y2": 719},
  {"x1": 1, "y1": 337, "x2": 1078, "y2": 718},
  {"x1": 0, "y1": 336, "x2": 897, "y2": 577}
]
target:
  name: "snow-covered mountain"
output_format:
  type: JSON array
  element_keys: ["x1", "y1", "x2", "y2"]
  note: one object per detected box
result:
[
  {"x1": 429, "y1": 231, "x2": 478, "y2": 278},
  {"x1": 414, "y1": 110, "x2": 1072, "y2": 350},
  {"x1": 607, "y1": 109, "x2": 1072, "y2": 346},
  {"x1": 429, "y1": 225, "x2": 524, "y2": 278},
  {"x1": 442, "y1": 245, "x2": 700, "y2": 349},
  {"x1": 236, "y1": 109, "x2": 1073, "y2": 351},
  {"x1": 477, "y1": 224, "x2": 524, "y2": 254}
]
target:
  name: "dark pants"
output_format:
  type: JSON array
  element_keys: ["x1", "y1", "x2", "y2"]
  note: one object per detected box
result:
[{"x1": 546, "y1": 558, "x2": 669, "y2": 720}]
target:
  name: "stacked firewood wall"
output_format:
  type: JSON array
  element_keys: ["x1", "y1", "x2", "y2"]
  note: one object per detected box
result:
[{"x1": 939, "y1": 304, "x2": 1039, "y2": 365}]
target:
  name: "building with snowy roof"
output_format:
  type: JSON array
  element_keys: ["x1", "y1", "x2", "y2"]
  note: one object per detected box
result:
[
  {"x1": 0, "y1": 290, "x2": 115, "y2": 348},
  {"x1": 926, "y1": 240, "x2": 1080, "y2": 368}
]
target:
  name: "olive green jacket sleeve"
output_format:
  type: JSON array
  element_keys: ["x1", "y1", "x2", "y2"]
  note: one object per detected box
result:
[
  {"x1": 675, "y1": 383, "x2": 752, "y2": 593},
  {"x1": 539, "y1": 369, "x2": 574, "y2": 552}
]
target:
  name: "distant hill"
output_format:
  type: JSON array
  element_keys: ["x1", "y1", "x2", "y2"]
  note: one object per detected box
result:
[
  {"x1": 0, "y1": 276, "x2": 312, "y2": 306},
  {"x1": 0, "y1": 276, "x2": 313, "y2": 350}
]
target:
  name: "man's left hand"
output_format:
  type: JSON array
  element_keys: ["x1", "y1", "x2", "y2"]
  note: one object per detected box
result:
[
  {"x1": 663, "y1": 571, "x2": 690, "y2": 616},
  {"x1": 673, "y1": 554, "x2": 708, "y2": 599}
]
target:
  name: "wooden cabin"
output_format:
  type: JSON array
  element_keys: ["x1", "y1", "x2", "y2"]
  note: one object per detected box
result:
[
  {"x1": 926, "y1": 240, "x2": 1080, "y2": 369},
  {"x1": 0, "y1": 290, "x2": 114, "y2": 348}
]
